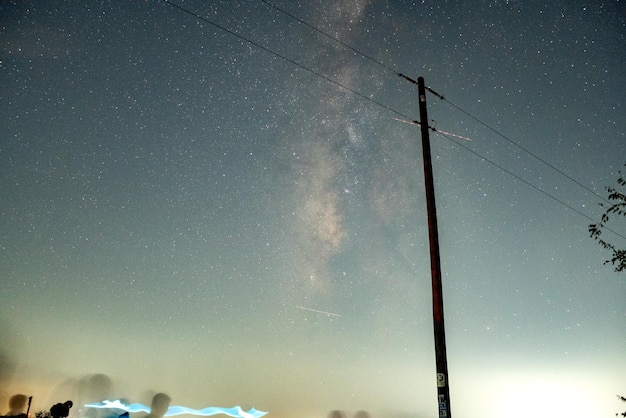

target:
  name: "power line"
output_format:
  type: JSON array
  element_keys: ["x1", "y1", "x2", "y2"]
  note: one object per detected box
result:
[
  {"x1": 393, "y1": 119, "x2": 620, "y2": 227},
  {"x1": 430, "y1": 94, "x2": 612, "y2": 206},
  {"x1": 437, "y1": 134, "x2": 619, "y2": 233},
  {"x1": 161, "y1": 0, "x2": 620, "y2": 238},
  {"x1": 258, "y1": 0, "x2": 399, "y2": 75},
  {"x1": 396, "y1": 118, "x2": 626, "y2": 240},
  {"x1": 162, "y1": 0, "x2": 410, "y2": 121},
  {"x1": 255, "y1": 1, "x2": 613, "y2": 208}
]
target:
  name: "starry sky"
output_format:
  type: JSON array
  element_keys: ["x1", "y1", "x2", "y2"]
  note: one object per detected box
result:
[{"x1": 1, "y1": 1, "x2": 625, "y2": 417}]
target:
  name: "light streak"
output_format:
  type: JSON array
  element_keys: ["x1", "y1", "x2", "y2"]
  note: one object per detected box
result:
[
  {"x1": 295, "y1": 305, "x2": 341, "y2": 317},
  {"x1": 84, "y1": 400, "x2": 267, "y2": 418},
  {"x1": 435, "y1": 127, "x2": 474, "y2": 142},
  {"x1": 392, "y1": 117, "x2": 473, "y2": 141},
  {"x1": 392, "y1": 117, "x2": 419, "y2": 126}
]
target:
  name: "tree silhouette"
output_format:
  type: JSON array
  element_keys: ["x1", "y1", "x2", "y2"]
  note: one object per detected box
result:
[
  {"x1": 589, "y1": 166, "x2": 626, "y2": 272},
  {"x1": 616, "y1": 394, "x2": 626, "y2": 417}
]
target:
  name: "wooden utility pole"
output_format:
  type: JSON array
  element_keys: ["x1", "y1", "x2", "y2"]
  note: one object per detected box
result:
[{"x1": 417, "y1": 76, "x2": 452, "y2": 417}]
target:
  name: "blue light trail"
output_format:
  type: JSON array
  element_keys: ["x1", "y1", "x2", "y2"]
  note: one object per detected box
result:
[{"x1": 85, "y1": 400, "x2": 267, "y2": 418}]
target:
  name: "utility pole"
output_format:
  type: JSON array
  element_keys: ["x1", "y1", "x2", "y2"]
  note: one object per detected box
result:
[
  {"x1": 419, "y1": 76, "x2": 452, "y2": 418},
  {"x1": 399, "y1": 74, "x2": 452, "y2": 417}
]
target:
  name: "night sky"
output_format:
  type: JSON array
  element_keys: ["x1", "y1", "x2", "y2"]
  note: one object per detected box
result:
[{"x1": 1, "y1": 1, "x2": 625, "y2": 417}]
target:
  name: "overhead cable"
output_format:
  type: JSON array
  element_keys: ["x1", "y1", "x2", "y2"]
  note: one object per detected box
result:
[
  {"x1": 258, "y1": 0, "x2": 612, "y2": 208},
  {"x1": 163, "y1": 0, "x2": 411, "y2": 121},
  {"x1": 161, "y1": 0, "x2": 620, "y2": 238}
]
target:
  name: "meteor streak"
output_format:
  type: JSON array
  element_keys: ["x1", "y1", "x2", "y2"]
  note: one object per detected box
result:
[
  {"x1": 392, "y1": 117, "x2": 473, "y2": 141},
  {"x1": 295, "y1": 305, "x2": 341, "y2": 317}
]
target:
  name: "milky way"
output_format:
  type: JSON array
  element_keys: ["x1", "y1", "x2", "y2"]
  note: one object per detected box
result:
[{"x1": 1, "y1": 1, "x2": 624, "y2": 417}]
